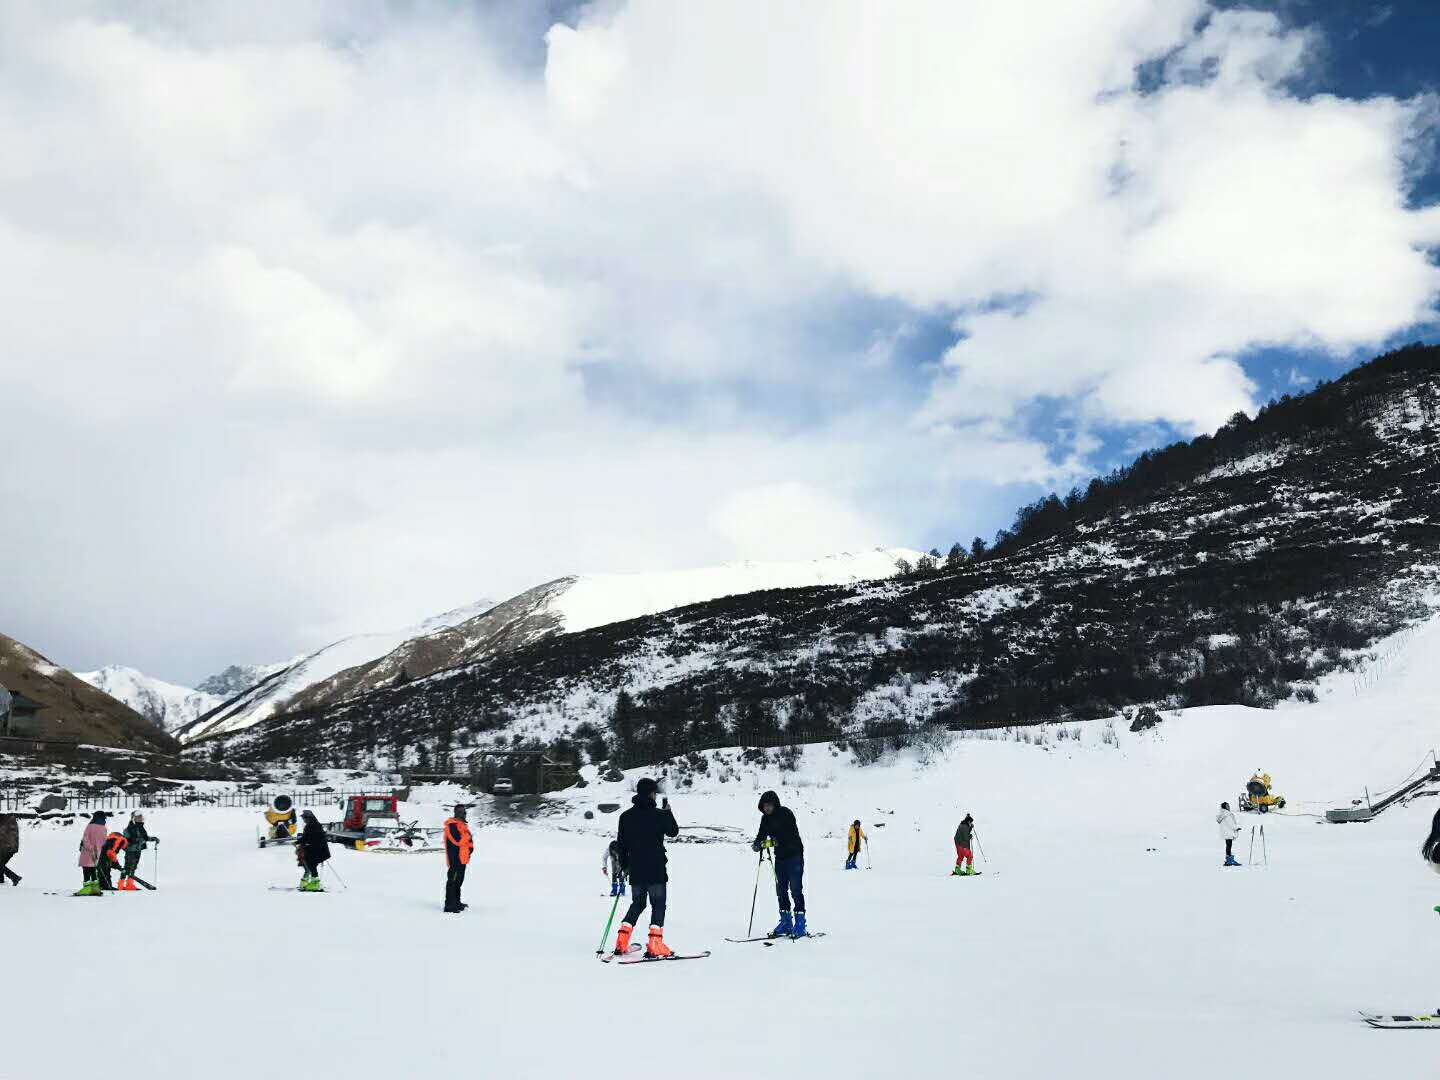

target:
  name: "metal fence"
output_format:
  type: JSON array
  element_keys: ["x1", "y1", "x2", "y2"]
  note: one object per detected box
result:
[{"x1": 0, "y1": 788, "x2": 384, "y2": 814}]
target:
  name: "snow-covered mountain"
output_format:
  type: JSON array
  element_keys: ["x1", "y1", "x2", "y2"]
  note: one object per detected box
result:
[
  {"x1": 195, "y1": 663, "x2": 289, "y2": 699},
  {"x1": 173, "y1": 598, "x2": 502, "y2": 744},
  {"x1": 77, "y1": 666, "x2": 223, "y2": 732},
  {"x1": 284, "y1": 548, "x2": 924, "y2": 717}
]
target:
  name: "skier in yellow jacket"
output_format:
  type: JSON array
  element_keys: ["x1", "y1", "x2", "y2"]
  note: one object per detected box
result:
[{"x1": 845, "y1": 820, "x2": 866, "y2": 870}]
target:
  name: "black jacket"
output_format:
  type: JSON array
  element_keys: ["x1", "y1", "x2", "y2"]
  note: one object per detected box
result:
[
  {"x1": 755, "y1": 792, "x2": 804, "y2": 861},
  {"x1": 299, "y1": 819, "x2": 331, "y2": 865},
  {"x1": 124, "y1": 822, "x2": 152, "y2": 851},
  {"x1": 616, "y1": 795, "x2": 678, "y2": 884}
]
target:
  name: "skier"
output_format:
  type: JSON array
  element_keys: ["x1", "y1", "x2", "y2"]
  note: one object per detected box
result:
[
  {"x1": 603, "y1": 838, "x2": 627, "y2": 896},
  {"x1": 845, "y1": 819, "x2": 865, "y2": 870},
  {"x1": 753, "y1": 790, "x2": 807, "y2": 937},
  {"x1": 953, "y1": 813, "x2": 976, "y2": 876},
  {"x1": 443, "y1": 804, "x2": 472, "y2": 913},
  {"x1": 613, "y1": 778, "x2": 679, "y2": 958},
  {"x1": 1217, "y1": 801, "x2": 1241, "y2": 866},
  {"x1": 119, "y1": 811, "x2": 156, "y2": 891},
  {"x1": 100, "y1": 829, "x2": 128, "y2": 891},
  {"x1": 0, "y1": 811, "x2": 18, "y2": 886},
  {"x1": 76, "y1": 812, "x2": 108, "y2": 895},
  {"x1": 296, "y1": 810, "x2": 331, "y2": 891}
]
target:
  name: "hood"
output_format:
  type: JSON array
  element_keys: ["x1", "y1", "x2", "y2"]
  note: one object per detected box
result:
[{"x1": 757, "y1": 789, "x2": 781, "y2": 812}]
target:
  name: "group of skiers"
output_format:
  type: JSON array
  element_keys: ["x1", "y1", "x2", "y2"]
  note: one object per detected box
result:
[{"x1": 73, "y1": 811, "x2": 159, "y2": 895}]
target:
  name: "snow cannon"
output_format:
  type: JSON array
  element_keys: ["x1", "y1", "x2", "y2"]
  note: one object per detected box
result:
[
  {"x1": 1239, "y1": 772, "x2": 1285, "y2": 813},
  {"x1": 258, "y1": 794, "x2": 298, "y2": 847}
]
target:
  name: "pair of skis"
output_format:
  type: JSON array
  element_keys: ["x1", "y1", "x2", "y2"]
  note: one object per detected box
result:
[
  {"x1": 1359, "y1": 1010, "x2": 1440, "y2": 1030},
  {"x1": 598, "y1": 944, "x2": 711, "y2": 965},
  {"x1": 725, "y1": 932, "x2": 827, "y2": 947}
]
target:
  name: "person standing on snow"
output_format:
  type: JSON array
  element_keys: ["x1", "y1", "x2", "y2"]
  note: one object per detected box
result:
[
  {"x1": 1419, "y1": 809, "x2": 1440, "y2": 896},
  {"x1": 119, "y1": 811, "x2": 156, "y2": 890},
  {"x1": 443, "y1": 804, "x2": 472, "y2": 913},
  {"x1": 603, "y1": 838, "x2": 627, "y2": 897},
  {"x1": 953, "y1": 814, "x2": 976, "y2": 876},
  {"x1": 100, "y1": 829, "x2": 128, "y2": 892},
  {"x1": 76, "y1": 812, "x2": 108, "y2": 895},
  {"x1": 754, "y1": 790, "x2": 808, "y2": 937},
  {"x1": 1217, "y1": 801, "x2": 1241, "y2": 867},
  {"x1": 613, "y1": 778, "x2": 679, "y2": 958},
  {"x1": 845, "y1": 820, "x2": 865, "y2": 870},
  {"x1": 296, "y1": 810, "x2": 331, "y2": 891},
  {"x1": 0, "y1": 811, "x2": 19, "y2": 886}
]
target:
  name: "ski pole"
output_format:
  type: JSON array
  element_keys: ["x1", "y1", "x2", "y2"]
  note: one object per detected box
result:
[
  {"x1": 865, "y1": 838, "x2": 872, "y2": 870},
  {"x1": 597, "y1": 889, "x2": 623, "y2": 955},
  {"x1": 324, "y1": 861, "x2": 348, "y2": 891},
  {"x1": 1261, "y1": 825, "x2": 1268, "y2": 867},
  {"x1": 1248, "y1": 825, "x2": 1255, "y2": 865},
  {"x1": 974, "y1": 829, "x2": 987, "y2": 864},
  {"x1": 746, "y1": 848, "x2": 766, "y2": 938},
  {"x1": 152, "y1": 840, "x2": 159, "y2": 889}
]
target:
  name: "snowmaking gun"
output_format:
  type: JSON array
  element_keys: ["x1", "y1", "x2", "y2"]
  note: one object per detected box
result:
[
  {"x1": 324, "y1": 794, "x2": 442, "y2": 854},
  {"x1": 1239, "y1": 771, "x2": 1285, "y2": 813},
  {"x1": 257, "y1": 794, "x2": 298, "y2": 848}
]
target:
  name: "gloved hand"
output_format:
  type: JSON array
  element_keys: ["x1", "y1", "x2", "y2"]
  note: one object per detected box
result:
[{"x1": 752, "y1": 840, "x2": 763, "y2": 853}]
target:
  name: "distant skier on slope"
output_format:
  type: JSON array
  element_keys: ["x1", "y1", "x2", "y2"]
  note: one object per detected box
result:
[
  {"x1": 76, "y1": 812, "x2": 107, "y2": 896},
  {"x1": 613, "y1": 778, "x2": 679, "y2": 958},
  {"x1": 0, "y1": 811, "x2": 19, "y2": 886},
  {"x1": 1217, "y1": 801, "x2": 1241, "y2": 867},
  {"x1": 754, "y1": 790, "x2": 808, "y2": 937},
  {"x1": 296, "y1": 811, "x2": 331, "y2": 892},
  {"x1": 845, "y1": 820, "x2": 865, "y2": 870},
  {"x1": 603, "y1": 838, "x2": 627, "y2": 896},
  {"x1": 120, "y1": 811, "x2": 156, "y2": 890},
  {"x1": 953, "y1": 814, "x2": 976, "y2": 876},
  {"x1": 443, "y1": 804, "x2": 472, "y2": 913}
]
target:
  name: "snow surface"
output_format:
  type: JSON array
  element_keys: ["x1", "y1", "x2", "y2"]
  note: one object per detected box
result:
[
  {"x1": 10, "y1": 616, "x2": 1440, "y2": 1078},
  {"x1": 77, "y1": 665, "x2": 222, "y2": 731},
  {"x1": 557, "y1": 547, "x2": 923, "y2": 633}
]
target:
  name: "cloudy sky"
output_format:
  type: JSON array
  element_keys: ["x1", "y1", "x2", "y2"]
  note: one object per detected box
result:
[{"x1": 2, "y1": 0, "x2": 1437, "y2": 684}]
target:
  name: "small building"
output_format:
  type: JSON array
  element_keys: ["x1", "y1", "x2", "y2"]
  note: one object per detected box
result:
[{"x1": 0, "y1": 685, "x2": 46, "y2": 737}]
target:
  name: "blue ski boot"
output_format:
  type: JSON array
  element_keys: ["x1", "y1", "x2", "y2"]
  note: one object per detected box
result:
[
  {"x1": 771, "y1": 911, "x2": 794, "y2": 938},
  {"x1": 1224, "y1": 855, "x2": 1241, "y2": 867},
  {"x1": 619, "y1": 881, "x2": 626, "y2": 897},
  {"x1": 793, "y1": 912, "x2": 808, "y2": 938},
  {"x1": 609, "y1": 881, "x2": 618, "y2": 896}
]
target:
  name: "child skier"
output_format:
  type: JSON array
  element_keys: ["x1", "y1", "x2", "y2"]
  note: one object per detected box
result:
[
  {"x1": 845, "y1": 820, "x2": 865, "y2": 870},
  {"x1": 1217, "y1": 801, "x2": 1241, "y2": 866},
  {"x1": 754, "y1": 790, "x2": 808, "y2": 937},
  {"x1": 953, "y1": 814, "x2": 976, "y2": 875},
  {"x1": 603, "y1": 838, "x2": 627, "y2": 896},
  {"x1": 296, "y1": 810, "x2": 332, "y2": 891},
  {"x1": 119, "y1": 811, "x2": 157, "y2": 890},
  {"x1": 100, "y1": 829, "x2": 128, "y2": 891},
  {"x1": 0, "y1": 811, "x2": 18, "y2": 886},
  {"x1": 613, "y1": 778, "x2": 679, "y2": 958},
  {"x1": 76, "y1": 812, "x2": 107, "y2": 895}
]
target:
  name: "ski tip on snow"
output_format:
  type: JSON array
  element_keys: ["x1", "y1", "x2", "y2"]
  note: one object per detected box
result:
[{"x1": 1359, "y1": 1010, "x2": 1440, "y2": 1029}]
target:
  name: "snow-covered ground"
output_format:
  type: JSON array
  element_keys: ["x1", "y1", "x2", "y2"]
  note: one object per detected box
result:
[{"x1": 8, "y1": 620, "x2": 1440, "y2": 1079}]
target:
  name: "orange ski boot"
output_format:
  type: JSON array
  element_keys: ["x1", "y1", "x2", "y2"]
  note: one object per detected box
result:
[
  {"x1": 614, "y1": 922, "x2": 634, "y2": 956},
  {"x1": 646, "y1": 926, "x2": 674, "y2": 959}
]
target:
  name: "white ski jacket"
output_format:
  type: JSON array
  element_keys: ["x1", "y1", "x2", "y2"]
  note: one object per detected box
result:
[{"x1": 1216, "y1": 808, "x2": 1240, "y2": 841}]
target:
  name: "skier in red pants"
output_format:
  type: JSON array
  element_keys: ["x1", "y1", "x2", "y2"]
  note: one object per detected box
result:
[{"x1": 952, "y1": 814, "x2": 976, "y2": 876}]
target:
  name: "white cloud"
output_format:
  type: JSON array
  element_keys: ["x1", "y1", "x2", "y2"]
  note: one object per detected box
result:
[{"x1": 0, "y1": 1, "x2": 1435, "y2": 679}]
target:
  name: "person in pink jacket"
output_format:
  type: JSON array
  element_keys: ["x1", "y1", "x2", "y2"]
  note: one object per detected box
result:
[{"x1": 76, "y1": 811, "x2": 109, "y2": 896}]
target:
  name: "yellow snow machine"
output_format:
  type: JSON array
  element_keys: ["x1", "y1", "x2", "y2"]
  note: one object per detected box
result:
[
  {"x1": 257, "y1": 794, "x2": 298, "y2": 847},
  {"x1": 1239, "y1": 771, "x2": 1285, "y2": 813}
]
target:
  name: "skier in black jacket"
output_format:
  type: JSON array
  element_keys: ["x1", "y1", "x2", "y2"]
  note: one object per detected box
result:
[
  {"x1": 753, "y1": 790, "x2": 807, "y2": 937},
  {"x1": 296, "y1": 811, "x2": 331, "y2": 892},
  {"x1": 613, "y1": 778, "x2": 679, "y2": 958},
  {"x1": 120, "y1": 811, "x2": 157, "y2": 888}
]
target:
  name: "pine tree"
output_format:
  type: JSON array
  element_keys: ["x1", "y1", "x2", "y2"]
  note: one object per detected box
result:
[{"x1": 945, "y1": 542, "x2": 965, "y2": 570}]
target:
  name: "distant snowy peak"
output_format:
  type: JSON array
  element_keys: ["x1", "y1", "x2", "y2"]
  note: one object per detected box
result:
[
  {"x1": 556, "y1": 548, "x2": 926, "y2": 633},
  {"x1": 195, "y1": 662, "x2": 290, "y2": 699},
  {"x1": 175, "y1": 597, "x2": 500, "y2": 744},
  {"x1": 77, "y1": 665, "x2": 222, "y2": 732}
]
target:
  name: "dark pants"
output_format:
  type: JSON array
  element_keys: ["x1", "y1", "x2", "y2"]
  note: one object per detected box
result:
[
  {"x1": 0, "y1": 852, "x2": 14, "y2": 883},
  {"x1": 1225, "y1": 839, "x2": 1234, "y2": 858},
  {"x1": 445, "y1": 863, "x2": 467, "y2": 910},
  {"x1": 622, "y1": 881, "x2": 667, "y2": 928},
  {"x1": 776, "y1": 856, "x2": 805, "y2": 914},
  {"x1": 97, "y1": 859, "x2": 116, "y2": 890},
  {"x1": 122, "y1": 849, "x2": 142, "y2": 879},
  {"x1": 82, "y1": 866, "x2": 97, "y2": 884},
  {"x1": 302, "y1": 855, "x2": 324, "y2": 878}
]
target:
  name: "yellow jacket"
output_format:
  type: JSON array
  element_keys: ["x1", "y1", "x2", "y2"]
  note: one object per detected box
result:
[{"x1": 847, "y1": 824, "x2": 865, "y2": 853}]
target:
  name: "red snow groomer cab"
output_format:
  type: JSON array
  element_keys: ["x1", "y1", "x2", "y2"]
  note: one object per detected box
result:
[{"x1": 324, "y1": 795, "x2": 441, "y2": 853}]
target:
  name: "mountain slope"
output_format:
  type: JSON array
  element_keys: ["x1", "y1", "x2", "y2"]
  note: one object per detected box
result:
[
  {"x1": 0, "y1": 634, "x2": 178, "y2": 753},
  {"x1": 77, "y1": 666, "x2": 222, "y2": 732},
  {"x1": 287, "y1": 548, "x2": 923, "y2": 716},
  {"x1": 215, "y1": 345, "x2": 1440, "y2": 767}
]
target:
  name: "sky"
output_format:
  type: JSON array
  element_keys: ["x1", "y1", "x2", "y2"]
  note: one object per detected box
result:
[{"x1": 1, "y1": 0, "x2": 1438, "y2": 685}]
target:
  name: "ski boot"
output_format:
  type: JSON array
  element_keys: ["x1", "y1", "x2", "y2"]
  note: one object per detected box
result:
[
  {"x1": 300, "y1": 875, "x2": 325, "y2": 892},
  {"x1": 951, "y1": 866, "x2": 965, "y2": 876},
  {"x1": 646, "y1": 926, "x2": 674, "y2": 959},
  {"x1": 1224, "y1": 855, "x2": 1241, "y2": 867},
  {"x1": 619, "y1": 881, "x2": 626, "y2": 897},
  {"x1": 609, "y1": 881, "x2": 619, "y2": 897},
  {"x1": 793, "y1": 912, "x2": 808, "y2": 938},
  {"x1": 614, "y1": 922, "x2": 634, "y2": 955},
  {"x1": 770, "y1": 911, "x2": 794, "y2": 938},
  {"x1": 74, "y1": 879, "x2": 102, "y2": 897}
]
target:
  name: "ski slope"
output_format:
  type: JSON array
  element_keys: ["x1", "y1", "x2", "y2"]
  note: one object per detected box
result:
[{"x1": 8, "y1": 620, "x2": 1440, "y2": 1080}]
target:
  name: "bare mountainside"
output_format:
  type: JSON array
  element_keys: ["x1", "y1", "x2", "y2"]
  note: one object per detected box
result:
[
  {"x1": 1, "y1": 634, "x2": 177, "y2": 753},
  {"x1": 206, "y1": 345, "x2": 1440, "y2": 770}
]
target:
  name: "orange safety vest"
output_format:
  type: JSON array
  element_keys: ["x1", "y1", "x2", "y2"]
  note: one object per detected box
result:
[
  {"x1": 444, "y1": 819, "x2": 473, "y2": 866},
  {"x1": 104, "y1": 832, "x2": 128, "y2": 860}
]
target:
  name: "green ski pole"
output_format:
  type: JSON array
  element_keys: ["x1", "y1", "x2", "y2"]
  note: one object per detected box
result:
[{"x1": 597, "y1": 889, "x2": 623, "y2": 955}]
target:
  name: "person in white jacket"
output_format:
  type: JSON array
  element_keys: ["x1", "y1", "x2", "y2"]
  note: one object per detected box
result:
[{"x1": 1216, "y1": 802, "x2": 1241, "y2": 867}]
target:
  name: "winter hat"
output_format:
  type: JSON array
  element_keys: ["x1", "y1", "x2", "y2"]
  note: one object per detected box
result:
[
  {"x1": 853, "y1": 819, "x2": 861, "y2": 826},
  {"x1": 301, "y1": 810, "x2": 318, "y2": 823},
  {"x1": 453, "y1": 804, "x2": 468, "y2": 819},
  {"x1": 131, "y1": 811, "x2": 144, "y2": 822},
  {"x1": 91, "y1": 811, "x2": 108, "y2": 824},
  {"x1": 1221, "y1": 801, "x2": 1230, "y2": 811},
  {"x1": 635, "y1": 778, "x2": 659, "y2": 798}
]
